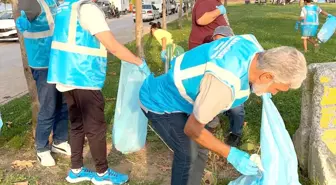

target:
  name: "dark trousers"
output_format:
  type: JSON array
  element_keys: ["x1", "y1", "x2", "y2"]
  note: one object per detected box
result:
[
  {"x1": 143, "y1": 110, "x2": 198, "y2": 185},
  {"x1": 226, "y1": 104, "x2": 245, "y2": 136},
  {"x1": 31, "y1": 68, "x2": 68, "y2": 152},
  {"x1": 64, "y1": 89, "x2": 108, "y2": 173}
]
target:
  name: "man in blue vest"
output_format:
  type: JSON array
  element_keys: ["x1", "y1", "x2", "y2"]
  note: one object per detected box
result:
[
  {"x1": 295, "y1": 0, "x2": 331, "y2": 52},
  {"x1": 139, "y1": 34, "x2": 307, "y2": 185},
  {"x1": 16, "y1": 0, "x2": 70, "y2": 167},
  {"x1": 47, "y1": 0, "x2": 150, "y2": 184}
]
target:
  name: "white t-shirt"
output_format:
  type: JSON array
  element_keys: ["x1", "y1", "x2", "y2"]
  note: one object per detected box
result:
[
  {"x1": 56, "y1": 3, "x2": 110, "y2": 92},
  {"x1": 193, "y1": 74, "x2": 233, "y2": 124},
  {"x1": 300, "y1": 5, "x2": 322, "y2": 17}
]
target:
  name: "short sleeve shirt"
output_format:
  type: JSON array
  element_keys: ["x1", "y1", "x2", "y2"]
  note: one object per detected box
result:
[
  {"x1": 193, "y1": 74, "x2": 233, "y2": 124},
  {"x1": 188, "y1": 0, "x2": 228, "y2": 49},
  {"x1": 153, "y1": 29, "x2": 174, "y2": 46},
  {"x1": 300, "y1": 5, "x2": 322, "y2": 17}
]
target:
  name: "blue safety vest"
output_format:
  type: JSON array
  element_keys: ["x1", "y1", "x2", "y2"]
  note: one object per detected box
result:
[
  {"x1": 47, "y1": 0, "x2": 108, "y2": 90},
  {"x1": 302, "y1": 5, "x2": 320, "y2": 26},
  {"x1": 139, "y1": 34, "x2": 264, "y2": 114},
  {"x1": 23, "y1": 0, "x2": 57, "y2": 69}
]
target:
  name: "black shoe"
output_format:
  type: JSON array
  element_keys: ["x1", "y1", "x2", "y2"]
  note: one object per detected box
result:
[{"x1": 225, "y1": 133, "x2": 241, "y2": 147}]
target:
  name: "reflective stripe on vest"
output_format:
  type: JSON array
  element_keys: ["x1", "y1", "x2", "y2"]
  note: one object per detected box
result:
[
  {"x1": 23, "y1": 0, "x2": 54, "y2": 39},
  {"x1": 51, "y1": 2, "x2": 107, "y2": 57},
  {"x1": 173, "y1": 55, "x2": 249, "y2": 105},
  {"x1": 173, "y1": 36, "x2": 255, "y2": 106}
]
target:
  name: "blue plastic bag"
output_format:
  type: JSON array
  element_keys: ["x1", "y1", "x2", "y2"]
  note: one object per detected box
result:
[
  {"x1": 317, "y1": 15, "x2": 336, "y2": 43},
  {"x1": 0, "y1": 112, "x2": 3, "y2": 132},
  {"x1": 112, "y1": 61, "x2": 149, "y2": 154},
  {"x1": 229, "y1": 94, "x2": 301, "y2": 185}
]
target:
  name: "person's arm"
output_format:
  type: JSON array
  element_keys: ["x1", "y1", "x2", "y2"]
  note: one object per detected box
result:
[
  {"x1": 298, "y1": 8, "x2": 305, "y2": 21},
  {"x1": 195, "y1": 1, "x2": 225, "y2": 26},
  {"x1": 161, "y1": 37, "x2": 167, "y2": 51},
  {"x1": 184, "y1": 114, "x2": 231, "y2": 157},
  {"x1": 184, "y1": 74, "x2": 232, "y2": 157},
  {"x1": 320, "y1": 10, "x2": 329, "y2": 17},
  {"x1": 79, "y1": 4, "x2": 143, "y2": 66},
  {"x1": 95, "y1": 32, "x2": 142, "y2": 66},
  {"x1": 196, "y1": 9, "x2": 222, "y2": 26},
  {"x1": 18, "y1": 0, "x2": 41, "y2": 21},
  {"x1": 183, "y1": 74, "x2": 258, "y2": 176}
]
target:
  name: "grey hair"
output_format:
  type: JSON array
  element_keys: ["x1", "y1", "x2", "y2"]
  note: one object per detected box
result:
[{"x1": 257, "y1": 46, "x2": 308, "y2": 89}]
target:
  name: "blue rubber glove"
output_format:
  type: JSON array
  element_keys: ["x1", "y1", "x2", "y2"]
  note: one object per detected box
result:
[
  {"x1": 227, "y1": 147, "x2": 259, "y2": 176},
  {"x1": 295, "y1": 21, "x2": 300, "y2": 31},
  {"x1": 139, "y1": 59, "x2": 150, "y2": 76},
  {"x1": 160, "y1": 50, "x2": 167, "y2": 63},
  {"x1": 327, "y1": 14, "x2": 333, "y2": 19},
  {"x1": 16, "y1": 10, "x2": 31, "y2": 33},
  {"x1": 216, "y1": 5, "x2": 227, "y2": 15}
]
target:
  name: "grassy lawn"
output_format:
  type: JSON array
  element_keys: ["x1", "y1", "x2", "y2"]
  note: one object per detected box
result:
[{"x1": 1, "y1": 3, "x2": 336, "y2": 185}]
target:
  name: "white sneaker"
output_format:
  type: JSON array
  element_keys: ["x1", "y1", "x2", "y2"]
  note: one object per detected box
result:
[
  {"x1": 37, "y1": 151, "x2": 56, "y2": 167},
  {"x1": 51, "y1": 141, "x2": 71, "y2": 156}
]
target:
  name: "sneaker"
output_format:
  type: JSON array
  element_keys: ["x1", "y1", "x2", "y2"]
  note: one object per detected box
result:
[
  {"x1": 37, "y1": 150, "x2": 56, "y2": 167},
  {"x1": 51, "y1": 141, "x2": 71, "y2": 156},
  {"x1": 66, "y1": 167, "x2": 95, "y2": 183},
  {"x1": 225, "y1": 133, "x2": 242, "y2": 147},
  {"x1": 92, "y1": 168, "x2": 129, "y2": 185}
]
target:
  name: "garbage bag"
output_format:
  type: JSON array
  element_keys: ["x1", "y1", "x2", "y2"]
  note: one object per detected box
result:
[
  {"x1": 112, "y1": 61, "x2": 149, "y2": 154},
  {"x1": 317, "y1": 15, "x2": 336, "y2": 43},
  {"x1": 229, "y1": 94, "x2": 301, "y2": 185},
  {"x1": 0, "y1": 112, "x2": 3, "y2": 132}
]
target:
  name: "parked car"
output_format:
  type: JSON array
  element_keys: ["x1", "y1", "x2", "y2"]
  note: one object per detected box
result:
[
  {"x1": 0, "y1": 10, "x2": 18, "y2": 41},
  {"x1": 132, "y1": 4, "x2": 160, "y2": 22}
]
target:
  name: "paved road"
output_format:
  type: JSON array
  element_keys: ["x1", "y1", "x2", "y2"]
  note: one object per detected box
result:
[{"x1": 0, "y1": 13, "x2": 181, "y2": 105}]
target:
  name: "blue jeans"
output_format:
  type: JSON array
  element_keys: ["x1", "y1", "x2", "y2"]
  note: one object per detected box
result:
[
  {"x1": 31, "y1": 68, "x2": 69, "y2": 152},
  {"x1": 143, "y1": 110, "x2": 200, "y2": 185},
  {"x1": 225, "y1": 104, "x2": 245, "y2": 136}
]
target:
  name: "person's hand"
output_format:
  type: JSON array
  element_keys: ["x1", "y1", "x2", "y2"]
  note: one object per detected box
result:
[
  {"x1": 139, "y1": 59, "x2": 151, "y2": 76},
  {"x1": 216, "y1": 5, "x2": 226, "y2": 15},
  {"x1": 16, "y1": 11, "x2": 31, "y2": 33},
  {"x1": 160, "y1": 50, "x2": 167, "y2": 62},
  {"x1": 295, "y1": 21, "x2": 300, "y2": 31},
  {"x1": 227, "y1": 147, "x2": 259, "y2": 175}
]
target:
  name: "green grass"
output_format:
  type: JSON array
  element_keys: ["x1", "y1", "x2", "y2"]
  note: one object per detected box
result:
[{"x1": 0, "y1": 3, "x2": 335, "y2": 184}]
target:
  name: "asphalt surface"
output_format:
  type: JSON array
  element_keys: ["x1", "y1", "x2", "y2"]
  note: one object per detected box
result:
[{"x1": 0, "y1": 13, "x2": 182, "y2": 105}]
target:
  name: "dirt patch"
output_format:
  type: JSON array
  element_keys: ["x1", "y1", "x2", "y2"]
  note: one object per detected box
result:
[
  {"x1": 0, "y1": 141, "x2": 172, "y2": 185},
  {"x1": 0, "y1": 133, "x2": 238, "y2": 185}
]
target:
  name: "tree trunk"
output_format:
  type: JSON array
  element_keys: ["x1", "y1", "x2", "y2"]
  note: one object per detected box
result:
[
  {"x1": 299, "y1": 0, "x2": 304, "y2": 7},
  {"x1": 224, "y1": 0, "x2": 227, "y2": 7},
  {"x1": 178, "y1": 0, "x2": 183, "y2": 29},
  {"x1": 135, "y1": 0, "x2": 144, "y2": 57},
  {"x1": 11, "y1": 0, "x2": 39, "y2": 138},
  {"x1": 185, "y1": 0, "x2": 188, "y2": 18},
  {"x1": 162, "y1": 0, "x2": 167, "y2": 29}
]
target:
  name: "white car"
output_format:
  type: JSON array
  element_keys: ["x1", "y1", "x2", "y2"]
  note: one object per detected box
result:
[
  {"x1": 0, "y1": 10, "x2": 18, "y2": 41},
  {"x1": 133, "y1": 4, "x2": 160, "y2": 22}
]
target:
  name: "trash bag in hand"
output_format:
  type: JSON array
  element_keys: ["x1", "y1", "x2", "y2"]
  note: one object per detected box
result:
[
  {"x1": 112, "y1": 61, "x2": 149, "y2": 154},
  {"x1": 0, "y1": 112, "x2": 3, "y2": 133},
  {"x1": 229, "y1": 94, "x2": 301, "y2": 185},
  {"x1": 317, "y1": 15, "x2": 336, "y2": 43}
]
